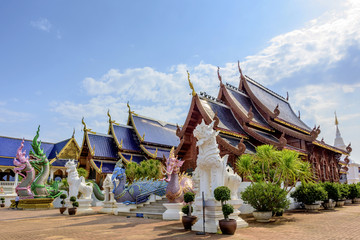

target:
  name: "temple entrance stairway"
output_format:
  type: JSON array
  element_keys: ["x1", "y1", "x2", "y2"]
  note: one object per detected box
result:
[{"x1": 116, "y1": 196, "x2": 169, "y2": 219}]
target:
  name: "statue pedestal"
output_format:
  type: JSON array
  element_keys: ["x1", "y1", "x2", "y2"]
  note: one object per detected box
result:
[
  {"x1": 192, "y1": 198, "x2": 248, "y2": 233},
  {"x1": 99, "y1": 200, "x2": 117, "y2": 214},
  {"x1": 10, "y1": 198, "x2": 54, "y2": 209},
  {"x1": 113, "y1": 203, "x2": 137, "y2": 215},
  {"x1": 162, "y1": 203, "x2": 184, "y2": 220},
  {"x1": 65, "y1": 199, "x2": 94, "y2": 215}
]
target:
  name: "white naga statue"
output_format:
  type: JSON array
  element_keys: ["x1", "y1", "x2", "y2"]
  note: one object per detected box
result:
[
  {"x1": 193, "y1": 120, "x2": 242, "y2": 199},
  {"x1": 65, "y1": 159, "x2": 93, "y2": 199}
]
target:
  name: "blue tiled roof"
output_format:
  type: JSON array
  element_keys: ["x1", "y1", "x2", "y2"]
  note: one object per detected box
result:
[
  {"x1": 87, "y1": 133, "x2": 118, "y2": 159},
  {"x1": 93, "y1": 160, "x2": 116, "y2": 173},
  {"x1": 227, "y1": 87, "x2": 271, "y2": 128},
  {"x1": 143, "y1": 145, "x2": 171, "y2": 159},
  {"x1": 199, "y1": 98, "x2": 247, "y2": 136},
  {"x1": 122, "y1": 153, "x2": 145, "y2": 164},
  {"x1": 48, "y1": 139, "x2": 70, "y2": 159},
  {"x1": 51, "y1": 159, "x2": 76, "y2": 167},
  {"x1": 0, "y1": 136, "x2": 55, "y2": 159},
  {"x1": 246, "y1": 78, "x2": 311, "y2": 131},
  {"x1": 132, "y1": 115, "x2": 179, "y2": 147},
  {"x1": 112, "y1": 124, "x2": 141, "y2": 151},
  {"x1": 0, "y1": 157, "x2": 14, "y2": 167},
  {"x1": 252, "y1": 128, "x2": 280, "y2": 143}
]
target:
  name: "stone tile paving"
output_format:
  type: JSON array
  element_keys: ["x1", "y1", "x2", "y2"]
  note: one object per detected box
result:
[{"x1": 1, "y1": 205, "x2": 360, "y2": 239}]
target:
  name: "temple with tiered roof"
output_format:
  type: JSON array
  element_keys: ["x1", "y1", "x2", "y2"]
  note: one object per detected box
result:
[{"x1": 176, "y1": 64, "x2": 351, "y2": 182}]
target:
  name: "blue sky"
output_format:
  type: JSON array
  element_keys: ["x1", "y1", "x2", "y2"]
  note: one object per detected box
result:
[{"x1": 1, "y1": 0, "x2": 359, "y2": 162}]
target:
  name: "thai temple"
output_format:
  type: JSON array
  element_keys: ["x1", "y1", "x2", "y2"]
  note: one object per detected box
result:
[
  {"x1": 0, "y1": 132, "x2": 79, "y2": 193},
  {"x1": 0, "y1": 65, "x2": 357, "y2": 189}
]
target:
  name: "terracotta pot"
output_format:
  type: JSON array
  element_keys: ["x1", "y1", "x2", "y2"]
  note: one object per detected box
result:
[
  {"x1": 59, "y1": 207, "x2": 67, "y2": 214},
  {"x1": 336, "y1": 200, "x2": 345, "y2": 207},
  {"x1": 1, "y1": 203, "x2": 5, "y2": 208},
  {"x1": 181, "y1": 216, "x2": 197, "y2": 230},
  {"x1": 253, "y1": 211, "x2": 272, "y2": 222},
  {"x1": 304, "y1": 203, "x2": 321, "y2": 212},
  {"x1": 219, "y1": 219, "x2": 237, "y2": 235},
  {"x1": 68, "y1": 207, "x2": 77, "y2": 215},
  {"x1": 322, "y1": 201, "x2": 336, "y2": 210}
]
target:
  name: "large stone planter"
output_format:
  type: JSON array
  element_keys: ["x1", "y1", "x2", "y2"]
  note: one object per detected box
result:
[
  {"x1": 304, "y1": 203, "x2": 321, "y2": 212},
  {"x1": 322, "y1": 201, "x2": 336, "y2": 210},
  {"x1": 336, "y1": 200, "x2": 345, "y2": 207},
  {"x1": 352, "y1": 198, "x2": 360, "y2": 204},
  {"x1": 345, "y1": 199, "x2": 352, "y2": 205},
  {"x1": 253, "y1": 211, "x2": 272, "y2": 222}
]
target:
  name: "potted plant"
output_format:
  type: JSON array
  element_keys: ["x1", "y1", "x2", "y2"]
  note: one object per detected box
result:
[
  {"x1": 59, "y1": 194, "x2": 67, "y2": 214},
  {"x1": 181, "y1": 192, "x2": 197, "y2": 230},
  {"x1": 321, "y1": 182, "x2": 340, "y2": 210},
  {"x1": 0, "y1": 197, "x2": 5, "y2": 208},
  {"x1": 241, "y1": 182, "x2": 289, "y2": 222},
  {"x1": 68, "y1": 196, "x2": 79, "y2": 215},
  {"x1": 214, "y1": 186, "x2": 236, "y2": 235},
  {"x1": 291, "y1": 182, "x2": 327, "y2": 212},
  {"x1": 337, "y1": 183, "x2": 348, "y2": 207},
  {"x1": 349, "y1": 184, "x2": 360, "y2": 203}
]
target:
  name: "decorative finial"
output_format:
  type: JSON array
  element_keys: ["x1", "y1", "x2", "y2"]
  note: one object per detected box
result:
[
  {"x1": 187, "y1": 71, "x2": 196, "y2": 96},
  {"x1": 81, "y1": 117, "x2": 87, "y2": 130},
  {"x1": 217, "y1": 66, "x2": 222, "y2": 83},
  {"x1": 286, "y1": 92, "x2": 289, "y2": 101},
  {"x1": 169, "y1": 147, "x2": 175, "y2": 159},
  {"x1": 127, "y1": 101, "x2": 131, "y2": 113},
  {"x1": 238, "y1": 60, "x2": 245, "y2": 81},
  {"x1": 335, "y1": 111, "x2": 339, "y2": 126},
  {"x1": 72, "y1": 128, "x2": 75, "y2": 138},
  {"x1": 298, "y1": 110, "x2": 300, "y2": 119}
]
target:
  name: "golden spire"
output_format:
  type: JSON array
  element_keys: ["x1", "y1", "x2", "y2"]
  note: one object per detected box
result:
[
  {"x1": 169, "y1": 146, "x2": 175, "y2": 158},
  {"x1": 107, "y1": 109, "x2": 111, "y2": 121},
  {"x1": 335, "y1": 111, "x2": 339, "y2": 126},
  {"x1": 127, "y1": 101, "x2": 131, "y2": 113},
  {"x1": 81, "y1": 117, "x2": 87, "y2": 131},
  {"x1": 187, "y1": 71, "x2": 196, "y2": 96}
]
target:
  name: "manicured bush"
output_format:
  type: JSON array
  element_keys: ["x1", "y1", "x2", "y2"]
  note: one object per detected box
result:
[
  {"x1": 241, "y1": 182, "x2": 290, "y2": 212},
  {"x1": 0, "y1": 197, "x2": 5, "y2": 203},
  {"x1": 321, "y1": 182, "x2": 341, "y2": 201},
  {"x1": 348, "y1": 184, "x2": 360, "y2": 199},
  {"x1": 69, "y1": 196, "x2": 78, "y2": 208},
  {"x1": 69, "y1": 196, "x2": 77, "y2": 202},
  {"x1": 72, "y1": 201, "x2": 79, "y2": 208},
  {"x1": 291, "y1": 182, "x2": 327, "y2": 205},
  {"x1": 182, "y1": 192, "x2": 195, "y2": 216},
  {"x1": 339, "y1": 183, "x2": 350, "y2": 200},
  {"x1": 181, "y1": 205, "x2": 193, "y2": 215},
  {"x1": 214, "y1": 186, "x2": 233, "y2": 220}
]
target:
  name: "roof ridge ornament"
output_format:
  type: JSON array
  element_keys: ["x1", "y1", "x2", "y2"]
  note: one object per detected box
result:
[
  {"x1": 335, "y1": 111, "x2": 339, "y2": 126},
  {"x1": 298, "y1": 110, "x2": 301, "y2": 119},
  {"x1": 72, "y1": 128, "x2": 75, "y2": 138},
  {"x1": 238, "y1": 60, "x2": 245, "y2": 90},
  {"x1": 273, "y1": 104, "x2": 280, "y2": 117},
  {"x1": 247, "y1": 106, "x2": 254, "y2": 121},
  {"x1": 286, "y1": 92, "x2": 289, "y2": 101},
  {"x1": 346, "y1": 143, "x2": 352, "y2": 153},
  {"x1": 217, "y1": 66, "x2": 223, "y2": 84},
  {"x1": 107, "y1": 109, "x2": 115, "y2": 124},
  {"x1": 187, "y1": 71, "x2": 196, "y2": 96}
]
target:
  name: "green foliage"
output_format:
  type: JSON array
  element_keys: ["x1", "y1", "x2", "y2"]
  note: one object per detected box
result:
[
  {"x1": 77, "y1": 168, "x2": 89, "y2": 178},
  {"x1": 241, "y1": 182, "x2": 290, "y2": 212},
  {"x1": 72, "y1": 201, "x2": 79, "y2": 208},
  {"x1": 236, "y1": 145, "x2": 314, "y2": 193},
  {"x1": 339, "y1": 183, "x2": 350, "y2": 199},
  {"x1": 181, "y1": 205, "x2": 193, "y2": 215},
  {"x1": 348, "y1": 184, "x2": 360, "y2": 199},
  {"x1": 183, "y1": 192, "x2": 195, "y2": 203},
  {"x1": 60, "y1": 194, "x2": 67, "y2": 199},
  {"x1": 222, "y1": 204, "x2": 234, "y2": 219},
  {"x1": 321, "y1": 182, "x2": 341, "y2": 201},
  {"x1": 125, "y1": 159, "x2": 164, "y2": 183},
  {"x1": 60, "y1": 178, "x2": 69, "y2": 191},
  {"x1": 60, "y1": 200, "x2": 65, "y2": 205},
  {"x1": 70, "y1": 196, "x2": 77, "y2": 202},
  {"x1": 0, "y1": 197, "x2": 4, "y2": 203},
  {"x1": 291, "y1": 182, "x2": 327, "y2": 205},
  {"x1": 214, "y1": 186, "x2": 231, "y2": 203}
]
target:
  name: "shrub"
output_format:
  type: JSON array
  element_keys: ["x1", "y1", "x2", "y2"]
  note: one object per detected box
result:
[
  {"x1": 348, "y1": 184, "x2": 360, "y2": 199},
  {"x1": 72, "y1": 201, "x2": 79, "y2": 208},
  {"x1": 60, "y1": 194, "x2": 67, "y2": 199},
  {"x1": 214, "y1": 186, "x2": 233, "y2": 221},
  {"x1": 241, "y1": 182, "x2": 290, "y2": 212},
  {"x1": 182, "y1": 192, "x2": 195, "y2": 216},
  {"x1": 181, "y1": 205, "x2": 193, "y2": 215},
  {"x1": 0, "y1": 197, "x2": 4, "y2": 203},
  {"x1": 70, "y1": 196, "x2": 77, "y2": 202},
  {"x1": 321, "y1": 182, "x2": 341, "y2": 201},
  {"x1": 291, "y1": 182, "x2": 327, "y2": 205},
  {"x1": 339, "y1": 183, "x2": 350, "y2": 200}
]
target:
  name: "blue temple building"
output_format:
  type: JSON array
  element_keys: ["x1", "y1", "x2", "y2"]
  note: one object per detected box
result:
[
  {"x1": 79, "y1": 105, "x2": 179, "y2": 185},
  {"x1": 0, "y1": 133, "x2": 80, "y2": 193}
]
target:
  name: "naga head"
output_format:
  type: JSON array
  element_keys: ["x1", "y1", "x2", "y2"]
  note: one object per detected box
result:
[
  {"x1": 13, "y1": 139, "x2": 29, "y2": 172},
  {"x1": 193, "y1": 119, "x2": 218, "y2": 147},
  {"x1": 112, "y1": 160, "x2": 126, "y2": 182},
  {"x1": 29, "y1": 126, "x2": 47, "y2": 162},
  {"x1": 165, "y1": 147, "x2": 184, "y2": 182}
]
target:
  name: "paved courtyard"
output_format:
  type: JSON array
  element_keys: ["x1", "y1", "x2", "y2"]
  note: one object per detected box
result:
[{"x1": 1, "y1": 205, "x2": 360, "y2": 240}]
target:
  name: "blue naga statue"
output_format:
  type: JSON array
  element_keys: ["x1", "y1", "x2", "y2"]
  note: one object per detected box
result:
[{"x1": 111, "y1": 161, "x2": 168, "y2": 204}]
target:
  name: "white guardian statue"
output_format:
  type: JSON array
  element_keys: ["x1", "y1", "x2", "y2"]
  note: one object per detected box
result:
[{"x1": 65, "y1": 159, "x2": 93, "y2": 199}]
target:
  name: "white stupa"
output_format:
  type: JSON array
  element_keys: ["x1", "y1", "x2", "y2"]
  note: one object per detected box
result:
[{"x1": 334, "y1": 112, "x2": 359, "y2": 184}]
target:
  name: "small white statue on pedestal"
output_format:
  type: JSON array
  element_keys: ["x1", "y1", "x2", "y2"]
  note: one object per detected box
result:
[
  {"x1": 65, "y1": 159, "x2": 94, "y2": 214},
  {"x1": 100, "y1": 174, "x2": 117, "y2": 214}
]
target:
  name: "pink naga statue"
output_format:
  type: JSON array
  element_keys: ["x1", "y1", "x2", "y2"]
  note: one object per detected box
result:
[
  {"x1": 165, "y1": 147, "x2": 194, "y2": 203},
  {"x1": 13, "y1": 139, "x2": 35, "y2": 199}
]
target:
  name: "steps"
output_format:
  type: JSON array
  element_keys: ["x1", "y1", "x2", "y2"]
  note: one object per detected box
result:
[{"x1": 117, "y1": 197, "x2": 169, "y2": 219}]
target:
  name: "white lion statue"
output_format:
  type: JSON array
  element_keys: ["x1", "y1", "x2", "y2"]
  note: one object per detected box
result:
[{"x1": 65, "y1": 159, "x2": 93, "y2": 199}]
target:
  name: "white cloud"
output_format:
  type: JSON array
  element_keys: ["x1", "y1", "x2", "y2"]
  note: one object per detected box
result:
[
  {"x1": 0, "y1": 107, "x2": 33, "y2": 123},
  {"x1": 342, "y1": 82, "x2": 360, "y2": 93},
  {"x1": 30, "y1": 18, "x2": 52, "y2": 32}
]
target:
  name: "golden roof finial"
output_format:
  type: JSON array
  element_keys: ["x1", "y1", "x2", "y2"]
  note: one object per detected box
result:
[
  {"x1": 335, "y1": 111, "x2": 339, "y2": 126},
  {"x1": 217, "y1": 66, "x2": 222, "y2": 83},
  {"x1": 107, "y1": 109, "x2": 111, "y2": 121},
  {"x1": 169, "y1": 146, "x2": 175, "y2": 159},
  {"x1": 81, "y1": 117, "x2": 87, "y2": 131},
  {"x1": 187, "y1": 70, "x2": 196, "y2": 96},
  {"x1": 127, "y1": 101, "x2": 131, "y2": 113},
  {"x1": 72, "y1": 128, "x2": 75, "y2": 138}
]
